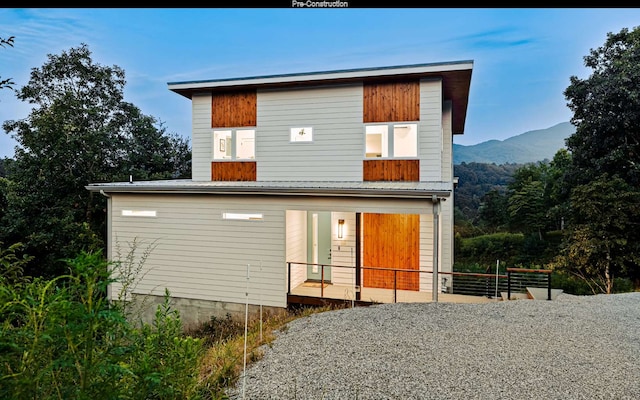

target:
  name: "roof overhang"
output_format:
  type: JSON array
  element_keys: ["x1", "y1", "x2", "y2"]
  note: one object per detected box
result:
[
  {"x1": 86, "y1": 180, "x2": 452, "y2": 200},
  {"x1": 167, "y1": 61, "x2": 473, "y2": 135}
]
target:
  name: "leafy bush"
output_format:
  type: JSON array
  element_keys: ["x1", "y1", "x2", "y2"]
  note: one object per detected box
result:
[{"x1": 0, "y1": 248, "x2": 204, "y2": 400}]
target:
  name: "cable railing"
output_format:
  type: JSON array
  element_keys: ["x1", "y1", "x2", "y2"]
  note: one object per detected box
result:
[
  {"x1": 287, "y1": 262, "x2": 554, "y2": 304},
  {"x1": 287, "y1": 262, "x2": 551, "y2": 303}
]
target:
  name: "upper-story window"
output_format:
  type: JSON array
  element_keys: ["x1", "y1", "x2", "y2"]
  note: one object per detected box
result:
[
  {"x1": 365, "y1": 123, "x2": 417, "y2": 158},
  {"x1": 213, "y1": 129, "x2": 255, "y2": 160},
  {"x1": 290, "y1": 127, "x2": 313, "y2": 142}
]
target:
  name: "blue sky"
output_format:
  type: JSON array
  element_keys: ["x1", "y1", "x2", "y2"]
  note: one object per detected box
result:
[{"x1": 1, "y1": 8, "x2": 640, "y2": 159}]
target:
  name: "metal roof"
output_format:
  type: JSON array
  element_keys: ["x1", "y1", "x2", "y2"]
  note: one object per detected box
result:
[
  {"x1": 167, "y1": 61, "x2": 473, "y2": 135},
  {"x1": 86, "y1": 179, "x2": 453, "y2": 199}
]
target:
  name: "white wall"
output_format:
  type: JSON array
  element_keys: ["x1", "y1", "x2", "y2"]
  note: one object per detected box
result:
[
  {"x1": 190, "y1": 93, "x2": 214, "y2": 181},
  {"x1": 256, "y1": 84, "x2": 364, "y2": 181},
  {"x1": 285, "y1": 210, "x2": 307, "y2": 291},
  {"x1": 418, "y1": 78, "x2": 443, "y2": 181}
]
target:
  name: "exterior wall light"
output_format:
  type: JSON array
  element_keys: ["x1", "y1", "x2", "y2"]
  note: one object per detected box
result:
[{"x1": 338, "y1": 219, "x2": 345, "y2": 239}]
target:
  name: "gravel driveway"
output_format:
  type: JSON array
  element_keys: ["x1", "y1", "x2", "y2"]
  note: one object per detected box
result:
[{"x1": 227, "y1": 292, "x2": 640, "y2": 399}]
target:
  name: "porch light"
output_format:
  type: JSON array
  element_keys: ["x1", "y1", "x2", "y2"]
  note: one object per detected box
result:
[{"x1": 338, "y1": 219, "x2": 345, "y2": 239}]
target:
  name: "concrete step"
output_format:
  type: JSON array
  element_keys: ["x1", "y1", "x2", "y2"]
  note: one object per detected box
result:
[{"x1": 501, "y1": 287, "x2": 564, "y2": 301}]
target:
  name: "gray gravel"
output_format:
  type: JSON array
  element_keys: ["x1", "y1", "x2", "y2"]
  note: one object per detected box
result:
[{"x1": 226, "y1": 292, "x2": 640, "y2": 400}]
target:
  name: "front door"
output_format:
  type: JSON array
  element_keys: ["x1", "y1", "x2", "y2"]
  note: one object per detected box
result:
[{"x1": 307, "y1": 211, "x2": 332, "y2": 282}]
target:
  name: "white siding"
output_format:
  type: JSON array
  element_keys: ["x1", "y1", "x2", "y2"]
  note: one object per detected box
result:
[
  {"x1": 285, "y1": 210, "x2": 307, "y2": 291},
  {"x1": 109, "y1": 194, "x2": 435, "y2": 308},
  {"x1": 191, "y1": 94, "x2": 213, "y2": 181},
  {"x1": 418, "y1": 78, "x2": 443, "y2": 181},
  {"x1": 110, "y1": 194, "x2": 286, "y2": 308},
  {"x1": 419, "y1": 213, "x2": 434, "y2": 292},
  {"x1": 330, "y1": 212, "x2": 357, "y2": 289},
  {"x1": 256, "y1": 84, "x2": 364, "y2": 181},
  {"x1": 440, "y1": 100, "x2": 454, "y2": 275}
]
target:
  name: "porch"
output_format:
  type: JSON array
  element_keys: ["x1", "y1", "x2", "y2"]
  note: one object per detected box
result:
[{"x1": 287, "y1": 262, "x2": 557, "y2": 307}]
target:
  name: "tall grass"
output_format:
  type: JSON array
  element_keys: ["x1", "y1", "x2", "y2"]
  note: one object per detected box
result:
[{"x1": 0, "y1": 242, "x2": 338, "y2": 400}]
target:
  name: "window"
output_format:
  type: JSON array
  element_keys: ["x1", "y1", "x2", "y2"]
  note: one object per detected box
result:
[
  {"x1": 222, "y1": 212, "x2": 263, "y2": 221},
  {"x1": 213, "y1": 129, "x2": 255, "y2": 160},
  {"x1": 290, "y1": 127, "x2": 313, "y2": 142},
  {"x1": 365, "y1": 123, "x2": 417, "y2": 158},
  {"x1": 122, "y1": 210, "x2": 157, "y2": 217}
]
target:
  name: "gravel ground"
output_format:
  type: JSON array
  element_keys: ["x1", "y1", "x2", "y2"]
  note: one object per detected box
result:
[{"x1": 226, "y1": 292, "x2": 640, "y2": 400}]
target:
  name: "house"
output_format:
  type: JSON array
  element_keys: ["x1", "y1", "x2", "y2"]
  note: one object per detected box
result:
[{"x1": 86, "y1": 61, "x2": 473, "y2": 326}]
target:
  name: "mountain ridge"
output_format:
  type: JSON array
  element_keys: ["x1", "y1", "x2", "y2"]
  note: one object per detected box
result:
[{"x1": 453, "y1": 122, "x2": 575, "y2": 165}]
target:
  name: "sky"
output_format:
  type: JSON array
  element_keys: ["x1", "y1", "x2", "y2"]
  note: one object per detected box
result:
[{"x1": 1, "y1": 8, "x2": 640, "y2": 159}]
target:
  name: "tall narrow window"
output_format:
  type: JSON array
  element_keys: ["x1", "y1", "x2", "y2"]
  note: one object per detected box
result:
[{"x1": 213, "y1": 129, "x2": 255, "y2": 160}]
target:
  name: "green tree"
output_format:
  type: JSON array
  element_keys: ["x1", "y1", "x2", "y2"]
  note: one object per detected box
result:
[
  {"x1": 552, "y1": 174, "x2": 640, "y2": 293},
  {"x1": 1, "y1": 44, "x2": 191, "y2": 278},
  {"x1": 0, "y1": 36, "x2": 15, "y2": 91},
  {"x1": 559, "y1": 26, "x2": 640, "y2": 290},
  {"x1": 564, "y1": 26, "x2": 640, "y2": 187}
]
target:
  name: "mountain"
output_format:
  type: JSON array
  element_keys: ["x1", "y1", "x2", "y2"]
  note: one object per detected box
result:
[{"x1": 453, "y1": 122, "x2": 575, "y2": 165}]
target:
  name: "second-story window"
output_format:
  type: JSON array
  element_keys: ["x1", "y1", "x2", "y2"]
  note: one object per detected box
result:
[
  {"x1": 365, "y1": 123, "x2": 417, "y2": 158},
  {"x1": 213, "y1": 129, "x2": 255, "y2": 160},
  {"x1": 290, "y1": 127, "x2": 313, "y2": 142}
]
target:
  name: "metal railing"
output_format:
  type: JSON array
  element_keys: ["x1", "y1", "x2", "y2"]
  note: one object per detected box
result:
[
  {"x1": 507, "y1": 267, "x2": 552, "y2": 300},
  {"x1": 287, "y1": 262, "x2": 554, "y2": 304}
]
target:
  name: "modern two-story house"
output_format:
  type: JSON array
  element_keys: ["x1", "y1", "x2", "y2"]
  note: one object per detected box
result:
[{"x1": 86, "y1": 60, "x2": 473, "y2": 326}]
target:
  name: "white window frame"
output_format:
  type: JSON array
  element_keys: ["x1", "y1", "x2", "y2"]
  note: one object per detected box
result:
[
  {"x1": 213, "y1": 128, "x2": 256, "y2": 160},
  {"x1": 364, "y1": 122, "x2": 418, "y2": 159},
  {"x1": 290, "y1": 127, "x2": 313, "y2": 143}
]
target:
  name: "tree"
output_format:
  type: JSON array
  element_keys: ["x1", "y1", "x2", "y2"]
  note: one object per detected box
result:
[
  {"x1": 552, "y1": 174, "x2": 640, "y2": 293},
  {"x1": 0, "y1": 35, "x2": 15, "y2": 91},
  {"x1": 559, "y1": 26, "x2": 640, "y2": 290},
  {"x1": 1, "y1": 44, "x2": 191, "y2": 278},
  {"x1": 564, "y1": 26, "x2": 640, "y2": 187}
]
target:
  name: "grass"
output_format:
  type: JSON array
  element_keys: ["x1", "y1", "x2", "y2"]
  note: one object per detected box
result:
[{"x1": 187, "y1": 304, "x2": 345, "y2": 399}]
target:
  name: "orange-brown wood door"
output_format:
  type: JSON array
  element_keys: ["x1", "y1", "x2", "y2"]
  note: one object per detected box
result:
[{"x1": 363, "y1": 213, "x2": 419, "y2": 291}]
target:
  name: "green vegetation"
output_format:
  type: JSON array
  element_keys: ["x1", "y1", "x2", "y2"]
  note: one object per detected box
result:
[
  {"x1": 0, "y1": 244, "x2": 324, "y2": 399},
  {"x1": 454, "y1": 27, "x2": 640, "y2": 294}
]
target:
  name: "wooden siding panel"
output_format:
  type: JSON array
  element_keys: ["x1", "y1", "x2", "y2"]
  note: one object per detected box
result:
[
  {"x1": 363, "y1": 159, "x2": 419, "y2": 181},
  {"x1": 257, "y1": 85, "x2": 364, "y2": 181},
  {"x1": 212, "y1": 90, "x2": 257, "y2": 128},
  {"x1": 211, "y1": 161, "x2": 257, "y2": 181},
  {"x1": 363, "y1": 81, "x2": 420, "y2": 123},
  {"x1": 363, "y1": 213, "x2": 419, "y2": 290}
]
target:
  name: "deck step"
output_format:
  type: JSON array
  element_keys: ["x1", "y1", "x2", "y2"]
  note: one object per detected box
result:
[{"x1": 501, "y1": 287, "x2": 564, "y2": 301}]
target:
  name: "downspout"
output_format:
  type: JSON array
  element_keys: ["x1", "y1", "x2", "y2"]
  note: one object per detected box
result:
[{"x1": 432, "y1": 195, "x2": 440, "y2": 302}]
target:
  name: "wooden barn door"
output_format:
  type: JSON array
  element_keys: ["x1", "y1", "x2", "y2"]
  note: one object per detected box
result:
[{"x1": 363, "y1": 213, "x2": 419, "y2": 291}]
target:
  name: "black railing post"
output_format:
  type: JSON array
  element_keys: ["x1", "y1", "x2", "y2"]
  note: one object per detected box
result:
[
  {"x1": 321, "y1": 265, "x2": 325, "y2": 298},
  {"x1": 547, "y1": 272, "x2": 552, "y2": 300},
  {"x1": 287, "y1": 262, "x2": 291, "y2": 295},
  {"x1": 507, "y1": 269, "x2": 511, "y2": 300},
  {"x1": 394, "y1": 270, "x2": 397, "y2": 303}
]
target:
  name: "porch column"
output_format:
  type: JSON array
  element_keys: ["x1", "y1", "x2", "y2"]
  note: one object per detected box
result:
[
  {"x1": 355, "y1": 212, "x2": 361, "y2": 301},
  {"x1": 432, "y1": 195, "x2": 440, "y2": 302}
]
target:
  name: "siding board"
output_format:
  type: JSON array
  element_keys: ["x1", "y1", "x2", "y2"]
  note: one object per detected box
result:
[{"x1": 363, "y1": 81, "x2": 420, "y2": 123}]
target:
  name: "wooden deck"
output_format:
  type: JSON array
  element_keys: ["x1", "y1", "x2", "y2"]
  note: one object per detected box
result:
[{"x1": 288, "y1": 282, "x2": 500, "y2": 307}]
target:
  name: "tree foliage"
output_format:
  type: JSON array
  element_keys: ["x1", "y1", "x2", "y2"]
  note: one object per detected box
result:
[
  {"x1": 1, "y1": 44, "x2": 191, "y2": 277},
  {"x1": 0, "y1": 35, "x2": 15, "y2": 91},
  {"x1": 564, "y1": 26, "x2": 640, "y2": 187},
  {"x1": 552, "y1": 175, "x2": 640, "y2": 293}
]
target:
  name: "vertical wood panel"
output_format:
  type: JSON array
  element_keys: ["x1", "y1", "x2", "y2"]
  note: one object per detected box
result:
[
  {"x1": 363, "y1": 81, "x2": 419, "y2": 123},
  {"x1": 363, "y1": 159, "x2": 419, "y2": 181},
  {"x1": 211, "y1": 161, "x2": 257, "y2": 181},
  {"x1": 363, "y1": 213, "x2": 419, "y2": 291},
  {"x1": 212, "y1": 91, "x2": 257, "y2": 128}
]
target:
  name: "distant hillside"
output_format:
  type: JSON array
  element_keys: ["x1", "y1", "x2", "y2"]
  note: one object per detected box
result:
[{"x1": 453, "y1": 122, "x2": 575, "y2": 165}]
